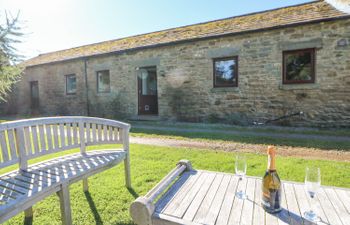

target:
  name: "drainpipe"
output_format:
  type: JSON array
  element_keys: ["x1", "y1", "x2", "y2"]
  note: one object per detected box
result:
[{"x1": 83, "y1": 58, "x2": 90, "y2": 116}]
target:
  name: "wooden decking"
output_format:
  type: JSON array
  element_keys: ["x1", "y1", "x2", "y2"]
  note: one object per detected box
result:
[{"x1": 153, "y1": 170, "x2": 350, "y2": 225}]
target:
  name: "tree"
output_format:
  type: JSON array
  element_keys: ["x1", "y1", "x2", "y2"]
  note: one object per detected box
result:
[{"x1": 0, "y1": 12, "x2": 24, "y2": 101}]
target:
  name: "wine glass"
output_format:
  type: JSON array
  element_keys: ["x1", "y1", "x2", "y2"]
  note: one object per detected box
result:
[
  {"x1": 304, "y1": 167, "x2": 321, "y2": 222},
  {"x1": 235, "y1": 155, "x2": 247, "y2": 199}
]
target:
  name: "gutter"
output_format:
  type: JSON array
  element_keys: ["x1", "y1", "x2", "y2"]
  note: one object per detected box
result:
[{"x1": 25, "y1": 15, "x2": 350, "y2": 68}]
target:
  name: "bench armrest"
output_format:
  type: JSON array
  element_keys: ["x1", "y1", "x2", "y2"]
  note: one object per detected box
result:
[{"x1": 130, "y1": 160, "x2": 192, "y2": 225}]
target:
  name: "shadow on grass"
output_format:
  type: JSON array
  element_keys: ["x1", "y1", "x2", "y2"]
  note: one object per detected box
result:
[
  {"x1": 127, "y1": 187, "x2": 139, "y2": 199},
  {"x1": 131, "y1": 128, "x2": 350, "y2": 150},
  {"x1": 85, "y1": 191, "x2": 103, "y2": 225}
]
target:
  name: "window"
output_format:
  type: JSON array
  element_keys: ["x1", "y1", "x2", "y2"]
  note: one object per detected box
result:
[
  {"x1": 213, "y1": 56, "x2": 238, "y2": 87},
  {"x1": 283, "y1": 48, "x2": 315, "y2": 84},
  {"x1": 97, "y1": 70, "x2": 110, "y2": 93},
  {"x1": 65, "y1": 74, "x2": 76, "y2": 94}
]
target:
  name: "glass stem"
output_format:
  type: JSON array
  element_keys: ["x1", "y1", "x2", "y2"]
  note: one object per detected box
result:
[
  {"x1": 310, "y1": 195, "x2": 316, "y2": 213},
  {"x1": 239, "y1": 175, "x2": 244, "y2": 192}
]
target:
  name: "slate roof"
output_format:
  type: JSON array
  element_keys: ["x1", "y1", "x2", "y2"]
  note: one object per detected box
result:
[{"x1": 25, "y1": 0, "x2": 348, "y2": 67}]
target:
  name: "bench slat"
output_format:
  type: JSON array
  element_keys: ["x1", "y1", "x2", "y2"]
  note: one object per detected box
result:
[
  {"x1": 66, "y1": 123, "x2": 72, "y2": 146},
  {"x1": 52, "y1": 124, "x2": 59, "y2": 149},
  {"x1": 91, "y1": 123, "x2": 97, "y2": 143},
  {"x1": 0, "y1": 186, "x2": 18, "y2": 203},
  {"x1": 103, "y1": 125, "x2": 108, "y2": 141},
  {"x1": 46, "y1": 125, "x2": 53, "y2": 151},
  {"x1": 31, "y1": 126, "x2": 40, "y2": 154},
  {"x1": 0, "y1": 182, "x2": 25, "y2": 199},
  {"x1": 24, "y1": 127, "x2": 33, "y2": 156},
  {"x1": 97, "y1": 125, "x2": 102, "y2": 141},
  {"x1": 72, "y1": 123, "x2": 78, "y2": 144},
  {"x1": 0, "y1": 179, "x2": 28, "y2": 195},
  {"x1": 7, "y1": 130, "x2": 17, "y2": 161},
  {"x1": 85, "y1": 123, "x2": 91, "y2": 143},
  {"x1": 59, "y1": 124, "x2": 66, "y2": 148},
  {"x1": 38, "y1": 125, "x2": 46, "y2": 152},
  {"x1": 108, "y1": 126, "x2": 113, "y2": 141},
  {"x1": 0, "y1": 177, "x2": 32, "y2": 193},
  {"x1": 0, "y1": 131, "x2": 9, "y2": 162},
  {"x1": 115, "y1": 128, "x2": 120, "y2": 142}
]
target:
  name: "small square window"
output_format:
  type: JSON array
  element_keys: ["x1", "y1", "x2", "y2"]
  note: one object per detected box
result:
[
  {"x1": 213, "y1": 57, "x2": 238, "y2": 87},
  {"x1": 97, "y1": 70, "x2": 110, "y2": 93},
  {"x1": 65, "y1": 74, "x2": 76, "y2": 94},
  {"x1": 283, "y1": 48, "x2": 315, "y2": 84}
]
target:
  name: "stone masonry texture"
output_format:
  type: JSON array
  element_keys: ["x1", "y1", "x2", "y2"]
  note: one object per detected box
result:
[{"x1": 10, "y1": 19, "x2": 350, "y2": 127}]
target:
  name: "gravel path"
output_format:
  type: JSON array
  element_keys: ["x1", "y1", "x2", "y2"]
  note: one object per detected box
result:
[{"x1": 130, "y1": 136, "x2": 350, "y2": 162}]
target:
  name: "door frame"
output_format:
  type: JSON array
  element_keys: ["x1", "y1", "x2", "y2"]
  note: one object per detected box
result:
[{"x1": 137, "y1": 66, "x2": 158, "y2": 115}]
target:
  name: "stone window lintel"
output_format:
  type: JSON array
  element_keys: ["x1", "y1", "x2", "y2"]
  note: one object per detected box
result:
[
  {"x1": 207, "y1": 47, "x2": 240, "y2": 58},
  {"x1": 279, "y1": 38, "x2": 323, "y2": 51}
]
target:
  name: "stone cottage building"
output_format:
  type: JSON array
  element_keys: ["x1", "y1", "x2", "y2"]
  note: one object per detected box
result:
[{"x1": 10, "y1": 1, "x2": 350, "y2": 127}]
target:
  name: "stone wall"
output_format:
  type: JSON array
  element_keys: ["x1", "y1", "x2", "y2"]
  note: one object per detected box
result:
[{"x1": 12, "y1": 18, "x2": 350, "y2": 127}]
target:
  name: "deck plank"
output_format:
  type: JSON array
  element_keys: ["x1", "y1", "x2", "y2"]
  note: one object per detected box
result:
[
  {"x1": 252, "y1": 179, "x2": 265, "y2": 225},
  {"x1": 203, "y1": 174, "x2": 231, "y2": 225},
  {"x1": 193, "y1": 173, "x2": 224, "y2": 223},
  {"x1": 239, "y1": 177, "x2": 256, "y2": 225},
  {"x1": 335, "y1": 189, "x2": 350, "y2": 214},
  {"x1": 163, "y1": 171, "x2": 203, "y2": 215},
  {"x1": 154, "y1": 171, "x2": 350, "y2": 225},
  {"x1": 155, "y1": 171, "x2": 197, "y2": 214},
  {"x1": 226, "y1": 175, "x2": 248, "y2": 225},
  {"x1": 324, "y1": 187, "x2": 350, "y2": 224},
  {"x1": 317, "y1": 186, "x2": 343, "y2": 225},
  {"x1": 182, "y1": 172, "x2": 216, "y2": 222},
  {"x1": 215, "y1": 175, "x2": 239, "y2": 225},
  {"x1": 172, "y1": 172, "x2": 210, "y2": 218},
  {"x1": 277, "y1": 184, "x2": 290, "y2": 225}
]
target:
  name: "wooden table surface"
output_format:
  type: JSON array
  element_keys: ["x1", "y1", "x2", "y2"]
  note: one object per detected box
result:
[{"x1": 153, "y1": 170, "x2": 350, "y2": 225}]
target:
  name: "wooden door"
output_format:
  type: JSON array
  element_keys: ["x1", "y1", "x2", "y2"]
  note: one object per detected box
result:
[
  {"x1": 138, "y1": 67, "x2": 158, "y2": 115},
  {"x1": 30, "y1": 81, "x2": 39, "y2": 112}
]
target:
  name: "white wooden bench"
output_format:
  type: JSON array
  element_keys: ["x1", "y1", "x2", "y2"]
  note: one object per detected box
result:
[{"x1": 0, "y1": 116, "x2": 131, "y2": 225}]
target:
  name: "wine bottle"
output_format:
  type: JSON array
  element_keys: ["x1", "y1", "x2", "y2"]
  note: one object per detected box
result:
[{"x1": 262, "y1": 146, "x2": 282, "y2": 213}]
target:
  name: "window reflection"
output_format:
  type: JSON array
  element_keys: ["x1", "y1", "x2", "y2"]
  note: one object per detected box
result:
[
  {"x1": 214, "y1": 57, "x2": 238, "y2": 87},
  {"x1": 283, "y1": 49, "x2": 315, "y2": 84},
  {"x1": 66, "y1": 74, "x2": 76, "y2": 94},
  {"x1": 97, "y1": 70, "x2": 110, "y2": 93}
]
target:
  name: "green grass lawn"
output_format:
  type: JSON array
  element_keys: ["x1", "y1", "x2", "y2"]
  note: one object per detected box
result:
[
  {"x1": 2, "y1": 144, "x2": 350, "y2": 225},
  {"x1": 131, "y1": 121, "x2": 350, "y2": 137},
  {"x1": 131, "y1": 128, "x2": 350, "y2": 150}
]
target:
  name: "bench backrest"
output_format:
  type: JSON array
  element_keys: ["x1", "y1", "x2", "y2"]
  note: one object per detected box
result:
[{"x1": 0, "y1": 116, "x2": 130, "y2": 170}]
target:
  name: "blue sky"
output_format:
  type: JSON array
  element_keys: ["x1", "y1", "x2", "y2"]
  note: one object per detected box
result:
[{"x1": 1, "y1": 0, "x2": 313, "y2": 59}]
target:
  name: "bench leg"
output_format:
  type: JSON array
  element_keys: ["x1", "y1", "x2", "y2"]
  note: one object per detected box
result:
[
  {"x1": 124, "y1": 154, "x2": 131, "y2": 188},
  {"x1": 83, "y1": 178, "x2": 89, "y2": 192},
  {"x1": 57, "y1": 184, "x2": 72, "y2": 225},
  {"x1": 24, "y1": 207, "x2": 33, "y2": 224}
]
